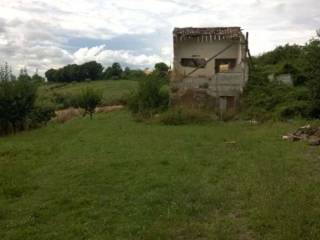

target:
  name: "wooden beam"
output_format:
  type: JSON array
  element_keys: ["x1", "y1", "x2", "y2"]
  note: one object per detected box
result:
[
  {"x1": 245, "y1": 32, "x2": 254, "y2": 70},
  {"x1": 186, "y1": 42, "x2": 235, "y2": 77}
]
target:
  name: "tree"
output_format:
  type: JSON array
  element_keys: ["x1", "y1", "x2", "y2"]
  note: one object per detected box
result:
[
  {"x1": 20, "y1": 68, "x2": 27, "y2": 76},
  {"x1": 0, "y1": 62, "x2": 12, "y2": 81},
  {"x1": 103, "y1": 63, "x2": 123, "y2": 80},
  {"x1": 155, "y1": 62, "x2": 169, "y2": 72},
  {"x1": 32, "y1": 71, "x2": 45, "y2": 83},
  {"x1": 45, "y1": 69, "x2": 55, "y2": 82},
  {"x1": 18, "y1": 67, "x2": 32, "y2": 81},
  {"x1": 18, "y1": 74, "x2": 32, "y2": 81},
  {"x1": 0, "y1": 79, "x2": 38, "y2": 133},
  {"x1": 124, "y1": 66, "x2": 130, "y2": 74},
  {"x1": 303, "y1": 39, "x2": 320, "y2": 117},
  {"x1": 77, "y1": 88, "x2": 102, "y2": 119},
  {"x1": 154, "y1": 62, "x2": 169, "y2": 78},
  {"x1": 123, "y1": 66, "x2": 131, "y2": 79},
  {"x1": 10, "y1": 74, "x2": 16, "y2": 81},
  {"x1": 103, "y1": 66, "x2": 112, "y2": 80},
  {"x1": 62, "y1": 64, "x2": 80, "y2": 82},
  {"x1": 80, "y1": 61, "x2": 103, "y2": 80},
  {"x1": 45, "y1": 61, "x2": 104, "y2": 82},
  {"x1": 110, "y1": 63, "x2": 123, "y2": 79}
]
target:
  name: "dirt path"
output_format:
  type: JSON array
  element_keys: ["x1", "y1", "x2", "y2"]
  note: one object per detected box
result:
[{"x1": 53, "y1": 105, "x2": 124, "y2": 123}]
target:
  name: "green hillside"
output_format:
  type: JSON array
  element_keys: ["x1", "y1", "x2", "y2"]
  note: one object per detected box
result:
[{"x1": 37, "y1": 80, "x2": 138, "y2": 107}]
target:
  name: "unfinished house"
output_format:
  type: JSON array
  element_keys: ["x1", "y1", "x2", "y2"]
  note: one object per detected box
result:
[{"x1": 171, "y1": 27, "x2": 249, "y2": 112}]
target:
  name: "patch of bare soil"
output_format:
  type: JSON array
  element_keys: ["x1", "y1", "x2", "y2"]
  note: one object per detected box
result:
[
  {"x1": 52, "y1": 108, "x2": 84, "y2": 123},
  {"x1": 53, "y1": 105, "x2": 124, "y2": 123},
  {"x1": 95, "y1": 105, "x2": 124, "y2": 113}
]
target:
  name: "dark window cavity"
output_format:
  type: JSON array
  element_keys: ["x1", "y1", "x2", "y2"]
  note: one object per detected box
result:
[{"x1": 180, "y1": 58, "x2": 207, "y2": 68}]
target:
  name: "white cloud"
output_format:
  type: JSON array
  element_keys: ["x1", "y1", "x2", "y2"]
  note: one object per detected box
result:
[
  {"x1": 0, "y1": 0, "x2": 319, "y2": 75},
  {"x1": 73, "y1": 45, "x2": 166, "y2": 68}
]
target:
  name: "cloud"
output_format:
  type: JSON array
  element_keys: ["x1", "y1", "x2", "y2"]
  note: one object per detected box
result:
[
  {"x1": 73, "y1": 45, "x2": 166, "y2": 68},
  {"x1": 0, "y1": 0, "x2": 319, "y2": 75}
]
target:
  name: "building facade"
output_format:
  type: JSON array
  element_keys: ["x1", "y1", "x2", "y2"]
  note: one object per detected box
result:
[{"x1": 171, "y1": 27, "x2": 249, "y2": 112}]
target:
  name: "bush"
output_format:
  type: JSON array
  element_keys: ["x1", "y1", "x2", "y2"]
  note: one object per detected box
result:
[
  {"x1": 159, "y1": 107, "x2": 215, "y2": 125},
  {"x1": 242, "y1": 62, "x2": 313, "y2": 121},
  {"x1": 0, "y1": 79, "x2": 38, "y2": 134},
  {"x1": 274, "y1": 101, "x2": 310, "y2": 120},
  {"x1": 27, "y1": 105, "x2": 56, "y2": 128},
  {"x1": 244, "y1": 38, "x2": 320, "y2": 120},
  {"x1": 243, "y1": 80, "x2": 312, "y2": 121},
  {"x1": 122, "y1": 68, "x2": 146, "y2": 80},
  {"x1": 52, "y1": 92, "x2": 78, "y2": 109},
  {"x1": 76, "y1": 88, "x2": 102, "y2": 119},
  {"x1": 128, "y1": 75, "x2": 169, "y2": 117}
]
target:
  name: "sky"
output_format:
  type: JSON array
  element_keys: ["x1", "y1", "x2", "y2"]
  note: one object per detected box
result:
[{"x1": 0, "y1": 0, "x2": 319, "y2": 75}]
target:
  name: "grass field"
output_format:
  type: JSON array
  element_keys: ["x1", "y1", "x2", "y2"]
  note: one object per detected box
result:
[
  {"x1": 1, "y1": 111, "x2": 320, "y2": 239},
  {"x1": 37, "y1": 80, "x2": 138, "y2": 106}
]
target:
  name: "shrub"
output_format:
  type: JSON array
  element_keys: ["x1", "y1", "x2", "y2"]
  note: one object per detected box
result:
[
  {"x1": 0, "y1": 79, "x2": 38, "y2": 134},
  {"x1": 274, "y1": 101, "x2": 310, "y2": 120},
  {"x1": 244, "y1": 38, "x2": 320, "y2": 120},
  {"x1": 122, "y1": 68, "x2": 146, "y2": 80},
  {"x1": 52, "y1": 92, "x2": 78, "y2": 109},
  {"x1": 76, "y1": 88, "x2": 102, "y2": 119},
  {"x1": 27, "y1": 105, "x2": 56, "y2": 128},
  {"x1": 242, "y1": 65, "x2": 313, "y2": 121},
  {"x1": 128, "y1": 75, "x2": 169, "y2": 117},
  {"x1": 243, "y1": 82, "x2": 312, "y2": 121},
  {"x1": 159, "y1": 107, "x2": 215, "y2": 125},
  {"x1": 31, "y1": 73, "x2": 45, "y2": 84}
]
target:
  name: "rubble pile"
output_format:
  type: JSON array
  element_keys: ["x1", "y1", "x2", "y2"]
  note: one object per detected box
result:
[{"x1": 282, "y1": 125, "x2": 320, "y2": 146}]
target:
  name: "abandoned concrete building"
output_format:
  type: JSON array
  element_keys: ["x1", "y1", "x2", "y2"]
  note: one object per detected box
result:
[{"x1": 171, "y1": 27, "x2": 249, "y2": 112}]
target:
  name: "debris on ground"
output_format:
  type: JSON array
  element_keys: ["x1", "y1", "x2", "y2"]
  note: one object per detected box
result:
[
  {"x1": 248, "y1": 119, "x2": 259, "y2": 125},
  {"x1": 282, "y1": 125, "x2": 320, "y2": 146}
]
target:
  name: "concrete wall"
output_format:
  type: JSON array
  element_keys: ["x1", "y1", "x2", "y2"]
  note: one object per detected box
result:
[
  {"x1": 268, "y1": 74, "x2": 293, "y2": 85},
  {"x1": 173, "y1": 39, "x2": 243, "y2": 77},
  {"x1": 171, "y1": 37, "x2": 248, "y2": 110}
]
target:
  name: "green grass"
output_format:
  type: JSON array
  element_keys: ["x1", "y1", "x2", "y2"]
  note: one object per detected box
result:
[
  {"x1": 1, "y1": 111, "x2": 320, "y2": 239},
  {"x1": 38, "y1": 80, "x2": 138, "y2": 106}
]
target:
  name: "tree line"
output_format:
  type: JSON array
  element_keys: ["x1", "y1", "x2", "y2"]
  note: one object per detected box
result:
[{"x1": 45, "y1": 61, "x2": 170, "y2": 82}]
